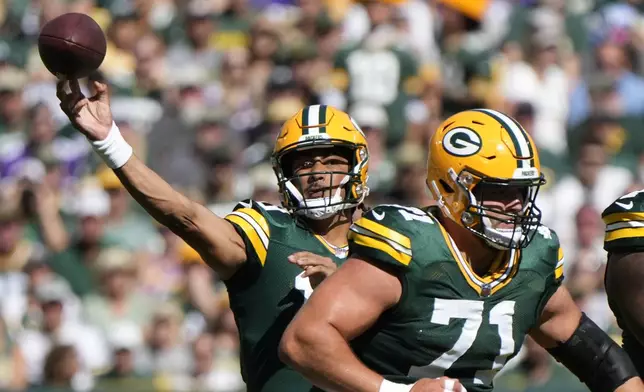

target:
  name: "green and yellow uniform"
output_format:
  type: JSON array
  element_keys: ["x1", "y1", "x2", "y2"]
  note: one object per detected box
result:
[
  {"x1": 602, "y1": 189, "x2": 644, "y2": 374},
  {"x1": 224, "y1": 199, "x2": 348, "y2": 392},
  {"x1": 347, "y1": 205, "x2": 564, "y2": 392}
]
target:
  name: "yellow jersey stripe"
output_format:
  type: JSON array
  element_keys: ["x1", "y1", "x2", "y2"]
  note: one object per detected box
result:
[
  {"x1": 236, "y1": 208, "x2": 270, "y2": 237},
  {"x1": 555, "y1": 264, "x2": 564, "y2": 280},
  {"x1": 436, "y1": 224, "x2": 482, "y2": 295},
  {"x1": 489, "y1": 254, "x2": 521, "y2": 295},
  {"x1": 349, "y1": 230, "x2": 412, "y2": 266},
  {"x1": 605, "y1": 227, "x2": 644, "y2": 242},
  {"x1": 436, "y1": 222, "x2": 519, "y2": 295},
  {"x1": 603, "y1": 212, "x2": 644, "y2": 225},
  {"x1": 225, "y1": 215, "x2": 268, "y2": 265},
  {"x1": 354, "y1": 218, "x2": 412, "y2": 250}
]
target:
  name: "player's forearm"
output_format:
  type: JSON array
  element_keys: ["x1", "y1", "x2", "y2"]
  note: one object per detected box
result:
[
  {"x1": 113, "y1": 156, "x2": 198, "y2": 234},
  {"x1": 280, "y1": 323, "x2": 385, "y2": 392}
]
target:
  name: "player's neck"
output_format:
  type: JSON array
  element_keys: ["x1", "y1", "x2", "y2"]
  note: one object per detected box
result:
[
  {"x1": 440, "y1": 216, "x2": 500, "y2": 275},
  {"x1": 304, "y1": 210, "x2": 353, "y2": 248}
]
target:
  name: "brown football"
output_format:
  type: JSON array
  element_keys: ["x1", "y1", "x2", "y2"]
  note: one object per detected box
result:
[{"x1": 38, "y1": 13, "x2": 107, "y2": 79}]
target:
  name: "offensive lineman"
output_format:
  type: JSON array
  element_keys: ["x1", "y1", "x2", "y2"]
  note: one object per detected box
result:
[
  {"x1": 55, "y1": 79, "x2": 460, "y2": 392},
  {"x1": 602, "y1": 189, "x2": 644, "y2": 375},
  {"x1": 280, "y1": 109, "x2": 644, "y2": 392}
]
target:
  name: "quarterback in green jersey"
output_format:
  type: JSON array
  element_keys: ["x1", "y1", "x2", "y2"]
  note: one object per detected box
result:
[
  {"x1": 603, "y1": 189, "x2": 644, "y2": 376},
  {"x1": 281, "y1": 109, "x2": 644, "y2": 392},
  {"x1": 55, "y1": 78, "x2": 390, "y2": 391}
]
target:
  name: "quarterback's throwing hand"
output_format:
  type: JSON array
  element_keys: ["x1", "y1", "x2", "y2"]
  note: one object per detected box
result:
[
  {"x1": 288, "y1": 251, "x2": 337, "y2": 288},
  {"x1": 56, "y1": 79, "x2": 112, "y2": 141},
  {"x1": 410, "y1": 377, "x2": 467, "y2": 392}
]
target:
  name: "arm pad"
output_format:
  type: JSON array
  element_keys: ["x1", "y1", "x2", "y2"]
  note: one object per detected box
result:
[{"x1": 547, "y1": 313, "x2": 638, "y2": 392}]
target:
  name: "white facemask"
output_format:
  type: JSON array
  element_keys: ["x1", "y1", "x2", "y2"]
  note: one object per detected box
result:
[{"x1": 284, "y1": 175, "x2": 355, "y2": 220}]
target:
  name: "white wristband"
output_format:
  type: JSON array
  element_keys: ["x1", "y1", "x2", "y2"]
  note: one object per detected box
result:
[
  {"x1": 91, "y1": 122, "x2": 133, "y2": 169},
  {"x1": 379, "y1": 379, "x2": 414, "y2": 392}
]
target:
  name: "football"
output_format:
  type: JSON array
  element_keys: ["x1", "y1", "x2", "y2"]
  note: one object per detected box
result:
[{"x1": 38, "y1": 13, "x2": 107, "y2": 79}]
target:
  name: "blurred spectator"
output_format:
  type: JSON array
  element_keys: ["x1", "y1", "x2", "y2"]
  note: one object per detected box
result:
[
  {"x1": 569, "y1": 29, "x2": 644, "y2": 126},
  {"x1": 82, "y1": 248, "x2": 160, "y2": 337},
  {"x1": 48, "y1": 183, "x2": 112, "y2": 298},
  {"x1": 165, "y1": 0, "x2": 221, "y2": 81},
  {"x1": 34, "y1": 344, "x2": 79, "y2": 392},
  {"x1": 498, "y1": 32, "x2": 570, "y2": 156},
  {"x1": 541, "y1": 135, "x2": 632, "y2": 256},
  {"x1": 95, "y1": 323, "x2": 156, "y2": 392},
  {"x1": 137, "y1": 303, "x2": 192, "y2": 376},
  {"x1": 0, "y1": 65, "x2": 27, "y2": 134},
  {"x1": 96, "y1": 166, "x2": 163, "y2": 253},
  {"x1": 349, "y1": 102, "x2": 396, "y2": 195},
  {"x1": 0, "y1": 316, "x2": 27, "y2": 390},
  {"x1": 17, "y1": 279, "x2": 108, "y2": 391},
  {"x1": 384, "y1": 143, "x2": 431, "y2": 207},
  {"x1": 330, "y1": 0, "x2": 420, "y2": 147}
]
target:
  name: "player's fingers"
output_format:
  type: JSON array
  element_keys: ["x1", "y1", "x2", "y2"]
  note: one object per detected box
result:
[
  {"x1": 92, "y1": 81, "x2": 110, "y2": 104},
  {"x1": 55, "y1": 80, "x2": 67, "y2": 101},
  {"x1": 69, "y1": 78, "x2": 81, "y2": 95},
  {"x1": 288, "y1": 252, "x2": 317, "y2": 265},
  {"x1": 302, "y1": 265, "x2": 329, "y2": 278},
  {"x1": 289, "y1": 251, "x2": 315, "y2": 259},
  {"x1": 71, "y1": 98, "x2": 90, "y2": 116},
  {"x1": 440, "y1": 378, "x2": 464, "y2": 392},
  {"x1": 293, "y1": 256, "x2": 334, "y2": 267}
]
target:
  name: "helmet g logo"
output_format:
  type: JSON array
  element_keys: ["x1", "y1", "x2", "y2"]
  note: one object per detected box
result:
[{"x1": 442, "y1": 127, "x2": 482, "y2": 157}]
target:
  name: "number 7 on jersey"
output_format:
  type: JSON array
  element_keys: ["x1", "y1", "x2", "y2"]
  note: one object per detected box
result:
[{"x1": 408, "y1": 299, "x2": 516, "y2": 385}]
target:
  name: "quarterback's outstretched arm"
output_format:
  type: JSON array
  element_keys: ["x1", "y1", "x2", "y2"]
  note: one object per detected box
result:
[
  {"x1": 57, "y1": 80, "x2": 246, "y2": 279},
  {"x1": 530, "y1": 285, "x2": 643, "y2": 392}
]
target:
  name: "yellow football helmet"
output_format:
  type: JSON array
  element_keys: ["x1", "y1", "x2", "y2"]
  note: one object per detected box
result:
[
  {"x1": 271, "y1": 104, "x2": 370, "y2": 220},
  {"x1": 427, "y1": 108, "x2": 545, "y2": 249}
]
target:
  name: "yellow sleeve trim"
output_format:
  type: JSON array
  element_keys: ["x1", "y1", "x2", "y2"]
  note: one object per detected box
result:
[
  {"x1": 555, "y1": 264, "x2": 564, "y2": 280},
  {"x1": 349, "y1": 231, "x2": 412, "y2": 266},
  {"x1": 236, "y1": 208, "x2": 270, "y2": 237},
  {"x1": 603, "y1": 212, "x2": 644, "y2": 225},
  {"x1": 353, "y1": 218, "x2": 411, "y2": 249},
  {"x1": 605, "y1": 227, "x2": 644, "y2": 242},
  {"x1": 554, "y1": 247, "x2": 565, "y2": 280},
  {"x1": 225, "y1": 214, "x2": 268, "y2": 265}
]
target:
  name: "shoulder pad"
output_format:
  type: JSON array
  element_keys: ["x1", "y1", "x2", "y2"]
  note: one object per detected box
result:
[
  {"x1": 602, "y1": 190, "x2": 644, "y2": 253},
  {"x1": 530, "y1": 225, "x2": 565, "y2": 282},
  {"x1": 349, "y1": 204, "x2": 436, "y2": 270},
  {"x1": 224, "y1": 200, "x2": 277, "y2": 266}
]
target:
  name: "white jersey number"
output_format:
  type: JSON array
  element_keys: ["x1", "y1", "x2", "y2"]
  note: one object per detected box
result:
[{"x1": 408, "y1": 299, "x2": 516, "y2": 385}]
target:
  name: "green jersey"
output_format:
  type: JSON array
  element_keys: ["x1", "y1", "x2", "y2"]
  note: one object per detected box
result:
[
  {"x1": 333, "y1": 45, "x2": 419, "y2": 146},
  {"x1": 602, "y1": 189, "x2": 644, "y2": 375},
  {"x1": 347, "y1": 205, "x2": 564, "y2": 392},
  {"x1": 223, "y1": 200, "x2": 348, "y2": 392}
]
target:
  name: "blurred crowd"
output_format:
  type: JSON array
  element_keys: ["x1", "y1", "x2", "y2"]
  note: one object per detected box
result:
[{"x1": 1, "y1": 0, "x2": 644, "y2": 390}]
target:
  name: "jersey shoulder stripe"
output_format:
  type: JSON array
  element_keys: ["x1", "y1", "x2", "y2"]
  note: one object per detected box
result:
[
  {"x1": 225, "y1": 200, "x2": 272, "y2": 265},
  {"x1": 349, "y1": 204, "x2": 431, "y2": 268},
  {"x1": 602, "y1": 190, "x2": 644, "y2": 252}
]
